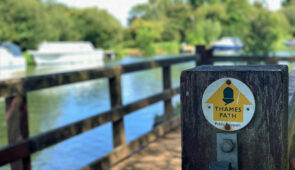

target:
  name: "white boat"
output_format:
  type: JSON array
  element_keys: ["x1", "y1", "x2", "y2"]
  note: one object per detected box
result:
[
  {"x1": 28, "y1": 41, "x2": 104, "y2": 65},
  {"x1": 0, "y1": 42, "x2": 26, "y2": 71},
  {"x1": 211, "y1": 37, "x2": 243, "y2": 51},
  {"x1": 282, "y1": 38, "x2": 295, "y2": 46}
]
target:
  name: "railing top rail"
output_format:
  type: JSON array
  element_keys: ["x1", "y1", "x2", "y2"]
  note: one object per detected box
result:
[
  {"x1": 0, "y1": 55, "x2": 196, "y2": 98},
  {"x1": 211, "y1": 56, "x2": 295, "y2": 62},
  {"x1": 0, "y1": 87, "x2": 179, "y2": 166}
]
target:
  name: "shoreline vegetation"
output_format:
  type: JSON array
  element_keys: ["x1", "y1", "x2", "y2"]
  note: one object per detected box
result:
[{"x1": 1, "y1": 0, "x2": 295, "y2": 64}]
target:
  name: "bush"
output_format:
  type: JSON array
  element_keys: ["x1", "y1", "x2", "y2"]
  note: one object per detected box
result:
[
  {"x1": 23, "y1": 52, "x2": 35, "y2": 65},
  {"x1": 185, "y1": 19, "x2": 222, "y2": 46},
  {"x1": 243, "y1": 7, "x2": 286, "y2": 55},
  {"x1": 154, "y1": 41, "x2": 180, "y2": 55}
]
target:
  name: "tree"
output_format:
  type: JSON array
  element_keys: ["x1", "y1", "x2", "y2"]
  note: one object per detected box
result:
[
  {"x1": 45, "y1": 3, "x2": 80, "y2": 41},
  {"x1": 0, "y1": 0, "x2": 123, "y2": 50},
  {"x1": 0, "y1": 14, "x2": 12, "y2": 42},
  {"x1": 185, "y1": 19, "x2": 222, "y2": 46},
  {"x1": 131, "y1": 19, "x2": 163, "y2": 55},
  {"x1": 222, "y1": 0, "x2": 250, "y2": 38},
  {"x1": 243, "y1": 7, "x2": 284, "y2": 55},
  {"x1": 71, "y1": 8, "x2": 123, "y2": 48},
  {"x1": 166, "y1": 3, "x2": 191, "y2": 41},
  {"x1": 185, "y1": 4, "x2": 224, "y2": 46},
  {"x1": 128, "y1": 4, "x2": 154, "y2": 24},
  {"x1": 281, "y1": 5, "x2": 295, "y2": 35},
  {"x1": 136, "y1": 24, "x2": 156, "y2": 56},
  {"x1": 0, "y1": 0, "x2": 55, "y2": 49}
]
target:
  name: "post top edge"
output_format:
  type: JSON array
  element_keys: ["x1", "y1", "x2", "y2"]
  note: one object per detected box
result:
[{"x1": 184, "y1": 65, "x2": 288, "y2": 72}]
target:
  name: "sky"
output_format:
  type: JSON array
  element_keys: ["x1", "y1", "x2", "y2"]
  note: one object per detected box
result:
[
  {"x1": 251, "y1": 0, "x2": 282, "y2": 10},
  {"x1": 57, "y1": 0, "x2": 148, "y2": 27}
]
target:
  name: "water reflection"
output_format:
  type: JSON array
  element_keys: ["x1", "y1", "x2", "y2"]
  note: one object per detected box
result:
[{"x1": 0, "y1": 56, "x2": 195, "y2": 169}]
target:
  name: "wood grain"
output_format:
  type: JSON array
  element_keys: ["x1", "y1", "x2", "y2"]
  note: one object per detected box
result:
[
  {"x1": 163, "y1": 66, "x2": 173, "y2": 121},
  {"x1": 181, "y1": 65, "x2": 288, "y2": 170},
  {"x1": 5, "y1": 95, "x2": 31, "y2": 170},
  {"x1": 0, "y1": 55, "x2": 195, "y2": 98},
  {"x1": 109, "y1": 74, "x2": 125, "y2": 147}
]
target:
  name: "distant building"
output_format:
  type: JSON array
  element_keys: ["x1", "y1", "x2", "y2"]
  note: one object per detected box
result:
[{"x1": 249, "y1": 0, "x2": 283, "y2": 11}]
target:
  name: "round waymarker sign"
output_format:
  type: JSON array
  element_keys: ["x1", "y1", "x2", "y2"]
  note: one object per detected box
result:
[{"x1": 201, "y1": 78, "x2": 255, "y2": 131}]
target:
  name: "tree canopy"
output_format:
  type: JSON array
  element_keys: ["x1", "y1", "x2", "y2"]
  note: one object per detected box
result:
[
  {"x1": 0, "y1": 0, "x2": 123, "y2": 50},
  {"x1": 0, "y1": 0, "x2": 294, "y2": 55},
  {"x1": 127, "y1": 0, "x2": 293, "y2": 55}
]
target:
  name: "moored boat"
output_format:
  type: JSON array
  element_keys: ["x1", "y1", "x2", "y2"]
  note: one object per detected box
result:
[
  {"x1": 28, "y1": 41, "x2": 104, "y2": 65},
  {"x1": 211, "y1": 37, "x2": 243, "y2": 51},
  {"x1": 0, "y1": 42, "x2": 26, "y2": 71}
]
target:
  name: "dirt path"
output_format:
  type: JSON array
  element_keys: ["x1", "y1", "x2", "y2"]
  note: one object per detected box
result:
[{"x1": 111, "y1": 128, "x2": 181, "y2": 170}]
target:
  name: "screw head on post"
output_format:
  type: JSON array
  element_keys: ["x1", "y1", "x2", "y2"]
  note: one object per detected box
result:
[{"x1": 221, "y1": 139, "x2": 235, "y2": 153}]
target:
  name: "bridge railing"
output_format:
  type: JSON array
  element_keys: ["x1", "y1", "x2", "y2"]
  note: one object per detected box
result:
[
  {"x1": 2, "y1": 44, "x2": 295, "y2": 170},
  {"x1": 0, "y1": 54, "x2": 197, "y2": 170}
]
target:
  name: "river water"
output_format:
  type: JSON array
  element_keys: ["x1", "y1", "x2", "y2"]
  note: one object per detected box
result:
[{"x1": 0, "y1": 56, "x2": 195, "y2": 170}]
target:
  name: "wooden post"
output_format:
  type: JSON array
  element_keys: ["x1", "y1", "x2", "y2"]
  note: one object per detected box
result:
[
  {"x1": 287, "y1": 69, "x2": 295, "y2": 169},
  {"x1": 181, "y1": 65, "x2": 288, "y2": 170},
  {"x1": 109, "y1": 75, "x2": 125, "y2": 147},
  {"x1": 162, "y1": 66, "x2": 173, "y2": 121},
  {"x1": 266, "y1": 58, "x2": 278, "y2": 64},
  {"x1": 5, "y1": 95, "x2": 31, "y2": 170},
  {"x1": 195, "y1": 45, "x2": 213, "y2": 65},
  {"x1": 206, "y1": 48, "x2": 213, "y2": 65}
]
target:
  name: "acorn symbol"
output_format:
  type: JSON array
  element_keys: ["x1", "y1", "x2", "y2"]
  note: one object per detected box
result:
[{"x1": 223, "y1": 87, "x2": 234, "y2": 105}]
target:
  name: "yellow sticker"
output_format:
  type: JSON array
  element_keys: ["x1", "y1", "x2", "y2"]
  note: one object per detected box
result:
[{"x1": 202, "y1": 78, "x2": 255, "y2": 131}]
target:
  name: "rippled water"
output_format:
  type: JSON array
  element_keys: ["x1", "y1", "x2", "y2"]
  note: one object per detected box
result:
[{"x1": 0, "y1": 56, "x2": 195, "y2": 170}]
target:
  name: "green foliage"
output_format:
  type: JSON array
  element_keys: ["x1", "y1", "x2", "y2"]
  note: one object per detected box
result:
[
  {"x1": 243, "y1": 7, "x2": 283, "y2": 55},
  {"x1": 23, "y1": 52, "x2": 35, "y2": 65},
  {"x1": 281, "y1": 5, "x2": 295, "y2": 35},
  {"x1": 45, "y1": 3, "x2": 80, "y2": 41},
  {"x1": 222, "y1": 0, "x2": 250, "y2": 37},
  {"x1": 71, "y1": 8, "x2": 123, "y2": 49},
  {"x1": 0, "y1": 17, "x2": 11, "y2": 42},
  {"x1": 1, "y1": 0, "x2": 295, "y2": 57},
  {"x1": 135, "y1": 23, "x2": 156, "y2": 56},
  {"x1": 154, "y1": 41, "x2": 180, "y2": 54},
  {"x1": 0, "y1": 0, "x2": 51, "y2": 49},
  {"x1": 0, "y1": 0, "x2": 122, "y2": 50},
  {"x1": 194, "y1": 4, "x2": 226, "y2": 21},
  {"x1": 161, "y1": 22, "x2": 181, "y2": 42},
  {"x1": 186, "y1": 20, "x2": 222, "y2": 46}
]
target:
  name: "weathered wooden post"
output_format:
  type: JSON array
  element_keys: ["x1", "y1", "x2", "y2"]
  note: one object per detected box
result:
[
  {"x1": 181, "y1": 65, "x2": 288, "y2": 170},
  {"x1": 109, "y1": 74, "x2": 125, "y2": 147},
  {"x1": 266, "y1": 58, "x2": 278, "y2": 64},
  {"x1": 5, "y1": 95, "x2": 31, "y2": 170},
  {"x1": 195, "y1": 45, "x2": 213, "y2": 66},
  {"x1": 162, "y1": 66, "x2": 173, "y2": 121}
]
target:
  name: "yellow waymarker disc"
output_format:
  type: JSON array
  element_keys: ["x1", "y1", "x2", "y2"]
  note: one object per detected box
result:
[{"x1": 201, "y1": 78, "x2": 255, "y2": 131}]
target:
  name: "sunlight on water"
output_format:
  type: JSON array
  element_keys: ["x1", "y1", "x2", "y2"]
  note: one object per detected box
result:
[{"x1": 0, "y1": 56, "x2": 195, "y2": 169}]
